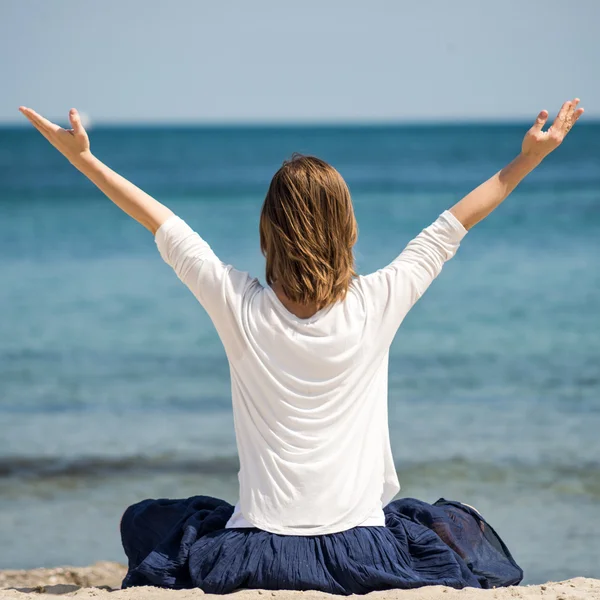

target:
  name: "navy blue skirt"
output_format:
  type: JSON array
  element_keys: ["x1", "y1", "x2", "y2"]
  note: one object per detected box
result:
[{"x1": 120, "y1": 496, "x2": 522, "y2": 595}]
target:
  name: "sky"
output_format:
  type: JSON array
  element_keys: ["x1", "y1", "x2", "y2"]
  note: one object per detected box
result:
[{"x1": 1, "y1": 0, "x2": 598, "y2": 124}]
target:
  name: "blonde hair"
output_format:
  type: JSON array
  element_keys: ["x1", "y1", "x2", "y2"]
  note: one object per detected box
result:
[{"x1": 259, "y1": 154, "x2": 358, "y2": 307}]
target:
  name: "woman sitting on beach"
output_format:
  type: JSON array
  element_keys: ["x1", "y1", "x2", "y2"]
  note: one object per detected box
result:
[{"x1": 20, "y1": 99, "x2": 583, "y2": 595}]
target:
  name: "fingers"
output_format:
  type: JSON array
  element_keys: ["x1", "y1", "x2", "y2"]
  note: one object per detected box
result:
[
  {"x1": 566, "y1": 98, "x2": 577, "y2": 124},
  {"x1": 563, "y1": 98, "x2": 584, "y2": 135},
  {"x1": 529, "y1": 99, "x2": 582, "y2": 137},
  {"x1": 570, "y1": 99, "x2": 584, "y2": 124},
  {"x1": 531, "y1": 109, "x2": 549, "y2": 132},
  {"x1": 19, "y1": 106, "x2": 60, "y2": 134},
  {"x1": 551, "y1": 100, "x2": 572, "y2": 131},
  {"x1": 69, "y1": 108, "x2": 85, "y2": 134},
  {"x1": 27, "y1": 121, "x2": 54, "y2": 145},
  {"x1": 573, "y1": 107, "x2": 585, "y2": 123},
  {"x1": 549, "y1": 97, "x2": 585, "y2": 136},
  {"x1": 18, "y1": 107, "x2": 54, "y2": 144}
]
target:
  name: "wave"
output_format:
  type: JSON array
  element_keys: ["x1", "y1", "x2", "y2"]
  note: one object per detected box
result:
[
  {"x1": 2, "y1": 454, "x2": 599, "y2": 498},
  {"x1": 0, "y1": 454, "x2": 240, "y2": 479}
]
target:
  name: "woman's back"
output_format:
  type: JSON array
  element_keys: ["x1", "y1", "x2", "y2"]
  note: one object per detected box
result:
[{"x1": 155, "y1": 209, "x2": 466, "y2": 534}]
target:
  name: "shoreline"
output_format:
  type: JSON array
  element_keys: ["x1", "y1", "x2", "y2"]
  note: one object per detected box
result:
[{"x1": 1, "y1": 563, "x2": 599, "y2": 600}]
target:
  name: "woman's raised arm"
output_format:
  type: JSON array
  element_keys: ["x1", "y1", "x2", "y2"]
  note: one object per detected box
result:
[
  {"x1": 19, "y1": 107, "x2": 173, "y2": 234},
  {"x1": 449, "y1": 98, "x2": 584, "y2": 230}
]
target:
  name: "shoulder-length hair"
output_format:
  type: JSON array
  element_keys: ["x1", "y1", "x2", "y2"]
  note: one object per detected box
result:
[{"x1": 259, "y1": 154, "x2": 358, "y2": 307}]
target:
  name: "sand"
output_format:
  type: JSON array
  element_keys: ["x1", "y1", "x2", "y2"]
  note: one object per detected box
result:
[{"x1": 1, "y1": 563, "x2": 599, "y2": 600}]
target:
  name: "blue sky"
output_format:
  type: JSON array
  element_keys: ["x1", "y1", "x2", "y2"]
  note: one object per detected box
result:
[{"x1": 1, "y1": 0, "x2": 598, "y2": 124}]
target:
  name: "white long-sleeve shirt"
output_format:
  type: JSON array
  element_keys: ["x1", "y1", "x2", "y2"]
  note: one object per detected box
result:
[{"x1": 155, "y1": 210, "x2": 467, "y2": 535}]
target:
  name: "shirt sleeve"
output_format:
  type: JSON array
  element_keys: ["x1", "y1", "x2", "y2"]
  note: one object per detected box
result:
[
  {"x1": 357, "y1": 210, "x2": 467, "y2": 339},
  {"x1": 154, "y1": 215, "x2": 252, "y2": 340}
]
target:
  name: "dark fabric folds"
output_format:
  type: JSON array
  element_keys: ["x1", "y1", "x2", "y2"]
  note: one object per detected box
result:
[{"x1": 120, "y1": 496, "x2": 522, "y2": 594}]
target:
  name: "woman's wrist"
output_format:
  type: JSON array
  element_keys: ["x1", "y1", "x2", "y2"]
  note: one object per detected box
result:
[
  {"x1": 498, "y1": 153, "x2": 543, "y2": 194},
  {"x1": 515, "y1": 152, "x2": 544, "y2": 171},
  {"x1": 70, "y1": 150, "x2": 97, "y2": 172}
]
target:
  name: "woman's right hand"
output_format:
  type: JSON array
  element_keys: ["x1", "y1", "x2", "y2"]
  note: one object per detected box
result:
[
  {"x1": 19, "y1": 107, "x2": 91, "y2": 167},
  {"x1": 521, "y1": 98, "x2": 584, "y2": 163},
  {"x1": 450, "y1": 97, "x2": 584, "y2": 230}
]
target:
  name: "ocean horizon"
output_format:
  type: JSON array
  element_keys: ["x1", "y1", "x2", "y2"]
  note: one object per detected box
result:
[{"x1": 3, "y1": 117, "x2": 600, "y2": 129}]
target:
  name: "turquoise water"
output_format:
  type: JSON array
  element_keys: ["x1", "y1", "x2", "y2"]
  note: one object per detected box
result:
[{"x1": 0, "y1": 124, "x2": 599, "y2": 582}]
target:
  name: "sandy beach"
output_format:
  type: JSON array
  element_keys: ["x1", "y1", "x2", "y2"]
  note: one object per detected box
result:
[{"x1": 1, "y1": 563, "x2": 599, "y2": 600}]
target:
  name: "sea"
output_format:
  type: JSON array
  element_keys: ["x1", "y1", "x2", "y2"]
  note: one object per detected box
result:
[{"x1": 0, "y1": 123, "x2": 599, "y2": 584}]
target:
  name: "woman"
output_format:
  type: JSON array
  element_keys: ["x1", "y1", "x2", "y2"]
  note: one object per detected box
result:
[{"x1": 20, "y1": 100, "x2": 583, "y2": 595}]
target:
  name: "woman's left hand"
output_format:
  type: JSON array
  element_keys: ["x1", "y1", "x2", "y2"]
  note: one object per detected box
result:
[
  {"x1": 521, "y1": 98, "x2": 584, "y2": 162},
  {"x1": 19, "y1": 107, "x2": 91, "y2": 166}
]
